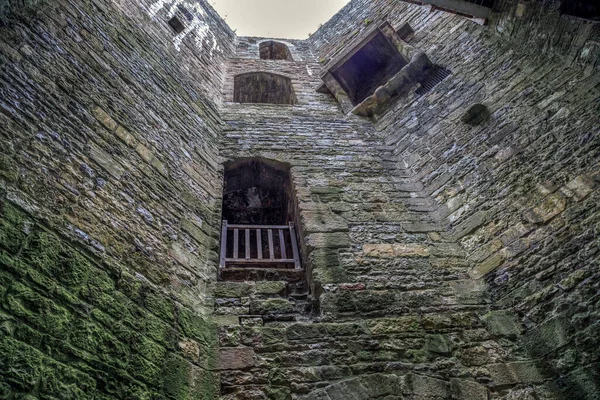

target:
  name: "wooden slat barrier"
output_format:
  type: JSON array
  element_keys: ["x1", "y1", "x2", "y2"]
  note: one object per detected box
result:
[{"x1": 219, "y1": 220, "x2": 302, "y2": 269}]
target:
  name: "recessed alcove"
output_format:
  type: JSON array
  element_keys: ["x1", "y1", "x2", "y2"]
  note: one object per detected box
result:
[
  {"x1": 167, "y1": 16, "x2": 185, "y2": 33},
  {"x1": 331, "y1": 31, "x2": 408, "y2": 105},
  {"x1": 234, "y1": 72, "x2": 297, "y2": 105},
  {"x1": 259, "y1": 41, "x2": 293, "y2": 60},
  {"x1": 220, "y1": 159, "x2": 302, "y2": 276},
  {"x1": 222, "y1": 159, "x2": 293, "y2": 225},
  {"x1": 319, "y1": 21, "x2": 433, "y2": 117}
]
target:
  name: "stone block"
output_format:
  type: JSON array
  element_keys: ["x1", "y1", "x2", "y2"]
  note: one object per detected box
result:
[
  {"x1": 362, "y1": 243, "x2": 430, "y2": 258},
  {"x1": 214, "y1": 282, "x2": 253, "y2": 298},
  {"x1": 114, "y1": 125, "x2": 137, "y2": 147},
  {"x1": 255, "y1": 281, "x2": 286, "y2": 295},
  {"x1": 450, "y1": 280, "x2": 488, "y2": 305},
  {"x1": 521, "y1": 316, "x2": 572, "y2": 358},
  {"x1": 469, "y1": 249, "x2": 507, "y2": 279},
  {"x1": 524, "y1": 193, "x2": 567, "y2": 224},
  {"x1": 249, "y1": 298, "x2": 294, "y2": 315},
  {"x1": 425, "y1": 334, "x2": 453, "y2": 355},
  {"x1": 481, "y1": 310, "x2": 523, "y2": 338},
  {"x1": 450, "y1": 379, "x2": 488, "y2": 400},
  {"x1": 217, "y1": 347, "x2": 255, "y2": 370},
  {"x1": 302, "y1": 211, "x2": 349, "y2": 233},
  {"x1": 367, "y1": 316, "x2": 420, "y2": 334},
  {"x1": 359, "y1": 373, "x2": 404, "y2": 397},
  {"x1": 421, "y1": 312, "x2": 480, "y2": 331},
  {"x1": 487, "y1": 361, "x2": 544, "y2": 386},
  {"x1": 307, "y1": 232, "x2": 350, "y2": 249},
  {"x1": 563, "y1": 175, "x2": 595, "y2": 201},
  {"x1": 88, "y1": 144, "x2": 124, "y2": 179},
  {"x1": 325, "y1": 377, "x2": 370, "y2": 400},
  {"x1": 92, "y1": 107, "x2": 117, "y2": 131},
  {"x1": 406, "y1": 374, "x2": 449, "y2": 398}
]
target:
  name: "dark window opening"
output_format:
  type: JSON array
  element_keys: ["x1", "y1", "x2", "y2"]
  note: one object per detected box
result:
[
  {"x1": 222, "y1": 160, "x2": 293, "y2": 225},
  {"x1": 462, "y1": 0, "x2": 494, "y2": 8},
  {"x1": 259, "y1": 41, "x2": 293, "y2": 60},
  {"x1": 234, "y1": 72, "x2": 297, "y2": 105},
  {"x1": 561, "y1": 0, "x2": 600, "y2": 21},
  {"x1": 396, "y1": 23, "x2": 415, "y2": 42},
  {"x1": 168, "y1": 16, "x2": 185, "y2": 33},
  {"x1": 220, "y1": 159, "x2": 302, "y2": 271},
  {"x1": 331, "y1": 31, "x2": 408, "y2": 105},
  {"x1": 401, "y1": 0, "x2": 492, "y2": 20},
  {"x1": 416, "y1": 65, "x2": 451, "y2": 96}
]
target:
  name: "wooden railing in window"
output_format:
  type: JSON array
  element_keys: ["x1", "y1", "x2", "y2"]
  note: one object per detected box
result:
[{"x1": 219, "y1": 221, "x2": 301, "y2": 269}]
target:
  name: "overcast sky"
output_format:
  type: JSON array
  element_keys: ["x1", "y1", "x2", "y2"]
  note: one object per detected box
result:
[{"x1": 209, "y1": 0, "x2": 350, "y2": 39}]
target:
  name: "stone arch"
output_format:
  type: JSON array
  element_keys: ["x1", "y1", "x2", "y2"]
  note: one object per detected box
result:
[
  {"x1": 259, "y1": 40, "x2": 293, "y2": 60},
  {"x1": 233, "y1": 72, "x2": 297, "y2": 105}
]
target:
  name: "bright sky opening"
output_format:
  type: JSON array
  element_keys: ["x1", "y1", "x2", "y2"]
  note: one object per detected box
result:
[{"x1": 209, "y1": 0, "x2": 351, "y2": 39}]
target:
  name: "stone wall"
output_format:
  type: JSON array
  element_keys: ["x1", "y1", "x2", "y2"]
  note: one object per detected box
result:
[
  {"x1": 309, "y1": 0, "x2": 600, "y2": 398},
  {"x1": 213, "y1": 1, "x2": 599, "y2": 399},
  {"x1": 0, "y1": 0, "x2": 234, "y2": 397},
  {"x1": 0, "y1": 0, "x2": 598, "y2": 398}
]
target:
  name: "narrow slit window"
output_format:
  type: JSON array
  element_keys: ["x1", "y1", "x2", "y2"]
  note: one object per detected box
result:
[{"x1": 168, "y1": 16, "x2": 185, "y2": 33}]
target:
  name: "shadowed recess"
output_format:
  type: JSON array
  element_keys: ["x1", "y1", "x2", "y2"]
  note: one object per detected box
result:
[
  {"x1": 331, "y1": 31, "x2": 407, "y2": 105},
  {"x1": 259, "y1": 41, "x2": 293, "y2": 60},
  {"x1": 233, "y1": 72, "x2": 297, "y2": 105}
]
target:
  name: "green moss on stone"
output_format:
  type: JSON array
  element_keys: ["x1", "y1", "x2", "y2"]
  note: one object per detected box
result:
[
  {"x1": 177, "y1": 306, "x2": 216, "y2": 347},
  {"x1": 0, "y1": 201, "x2": 29, "y2": 254},
  {"x1": 5, "y1": 282, "x2": 71, "y2": 338},
  {"x1": 162, "y1": 354, "x2": 191, "y2": 399}
]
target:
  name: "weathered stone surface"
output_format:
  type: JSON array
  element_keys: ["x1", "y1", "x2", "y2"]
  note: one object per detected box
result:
[
  {"x1": 450, "y1": 378, "x2": 488, "y2": 400},
  {"x1": 524, "y1": 193, "x2": 567, "y2": 224},
  {"x1": 215, "y1": 282, "x2": 253, "y2": 298},
  {"x1": 217, "y1": 347, "x2": 256, "y2": 370},
  {"x1": 486, "y1": 362, "x2": 544, "y2": 386},
  {"x1": 249, "y1": 298, "x2": 294, "y2": 315},
  {"x1": 482, "y1": 310, "x2": 523, "y2": 338},
  {"x1": 1, "y1": 0, "x2": 598, "y2": 398},
  {"x1": 362, "y1": 243, "x2": 430, "y2": 258},
  {"x1": 521, "y1": 317, "x2": 572, "y2": 358},
  {"x1": 255, "y1": 281, "x2": 287, "y2": 295}
]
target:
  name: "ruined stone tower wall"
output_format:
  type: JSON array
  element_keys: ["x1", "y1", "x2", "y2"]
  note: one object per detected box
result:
[
  {"x1": 308, "y1": 0, "x2": 600, "y2": 397},
  {"x1": 0, "y1": 0, "x2": 235, "y2": 397},
  {"x1": 0, "y1": 0, "x2": 598, "y2": 399},
  {"x1": 213, "y1": 1, "x2": 599, "y2": 399}
]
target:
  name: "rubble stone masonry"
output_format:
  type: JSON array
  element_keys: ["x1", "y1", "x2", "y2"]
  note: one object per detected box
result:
[{"x1": 0, "y1": 0, "x2": 598, "y2": 399}]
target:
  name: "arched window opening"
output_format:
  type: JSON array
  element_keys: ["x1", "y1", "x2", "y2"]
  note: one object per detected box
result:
[
  {"x1": 219, "y1": 159, "x2": 302, "y2": 272},
  {"x1": 234, "y1": 72, "x2": 297, "y2": 105},
  {"x1": 259, "y1": 41, "x2": 293, "y2": 61}
]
